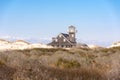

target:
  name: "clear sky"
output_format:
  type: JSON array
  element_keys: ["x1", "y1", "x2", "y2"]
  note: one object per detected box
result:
[{"x1": 0, "y1": 0, "x2": 120, "y2": 46}]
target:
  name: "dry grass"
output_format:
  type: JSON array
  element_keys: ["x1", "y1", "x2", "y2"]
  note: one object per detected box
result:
[{"x1": 0, "y1": 47, "x2": 120, "y2": 80}]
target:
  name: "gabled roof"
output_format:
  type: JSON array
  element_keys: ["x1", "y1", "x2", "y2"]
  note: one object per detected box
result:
[
  {"x1": 61, "y1": 33, "x2": 69, "y2": 38},
  {"x1": 48, "y1": 33, "x2": 76, "y2": 46},
  {"x1": 60, "y1": 33, "x2": 75, "y2": 45}
]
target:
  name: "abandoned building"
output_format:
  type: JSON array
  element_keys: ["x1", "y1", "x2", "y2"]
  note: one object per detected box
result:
[{"x1": 48, "y1": 25, "x2": 77, "y2": 48}]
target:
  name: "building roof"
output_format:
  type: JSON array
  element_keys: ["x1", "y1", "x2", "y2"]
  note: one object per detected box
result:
[
  {"x1": 61, "y1": 33, "x2": 69, "y2": 38},
  {"x1": 60, "y1": 33, "x2": 75, "y2": 45}
]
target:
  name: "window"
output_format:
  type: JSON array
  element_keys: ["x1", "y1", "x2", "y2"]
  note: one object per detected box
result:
[
  {"x1": 70, "y1": 29, "x2": 74, "y2": 32},
  {"x1": 55, "y1": 39, "x2": 58, "y2": 42},
  {"x1": 59, "y1": 34, "x2": 62, "y2": 37},
  {"x1": 72, "y1": 34, "x2": 74, "y2": 37},
  {"x1": 63, "y1": 39, "x2": 66, "y2": 42},
  {"x1": 61, "y1": 45, "x2": 64, "y2": 47}
]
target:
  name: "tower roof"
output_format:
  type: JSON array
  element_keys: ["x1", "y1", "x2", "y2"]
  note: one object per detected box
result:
[{"x1": 69, "y1": 25, "x2": 75, "y2": 28}]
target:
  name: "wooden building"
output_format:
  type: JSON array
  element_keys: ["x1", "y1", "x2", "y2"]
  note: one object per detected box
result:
[{"x1": 48, "y1": 25, "x2": 77, "y2": 48}]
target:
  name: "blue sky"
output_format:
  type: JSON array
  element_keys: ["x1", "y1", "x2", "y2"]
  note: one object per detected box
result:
[{"x1": 0, "y1": 0, "x2": 120, "y2": 46}]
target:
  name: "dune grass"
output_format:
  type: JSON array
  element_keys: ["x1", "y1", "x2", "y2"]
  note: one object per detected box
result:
[{"x1": 0, "y1": 47, "x2": 120, "y2": 80}]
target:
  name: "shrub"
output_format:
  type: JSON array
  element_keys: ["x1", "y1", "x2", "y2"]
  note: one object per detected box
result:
[
  {"x1": 56, "y1": 58, "x2": 80, "y2": 69},
  {"x1": 30, "y1": 48, "x2": 68, "y2": 53},
  {"x1": 13, "y1": 61, "x2": 107, "y2": 80},
  {"x1": 0, "y1": 47, "x2": 120, "y2": 80},
  {"x1": 0, "y1": 60, "x2": 5, "y2": 65}
]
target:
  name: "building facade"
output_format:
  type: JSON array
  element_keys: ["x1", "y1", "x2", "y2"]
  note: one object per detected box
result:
[{"x1": 48, "y1": 25, "x2": 77, "y2": 48}]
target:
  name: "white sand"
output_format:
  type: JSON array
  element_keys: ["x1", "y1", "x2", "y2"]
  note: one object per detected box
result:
[
  {"x1": 0, "y1": 39, "x2": 52, "y2": 51},
  {"x1": 109, "y1": 42, "x2": 120, "y2": 48}
]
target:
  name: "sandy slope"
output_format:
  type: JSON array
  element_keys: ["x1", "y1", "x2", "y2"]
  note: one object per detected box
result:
[
  {"x1": 88, "y1": 45, "x2": 104, "y2": 49},
  {"x1": 0, "y1": 39, "x2": 52, "y2": 51},
  {"x1": 109, "y1": 42, "x2": 120, "y2": 48}
]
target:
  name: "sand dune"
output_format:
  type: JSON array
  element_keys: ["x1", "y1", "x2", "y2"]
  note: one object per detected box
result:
[
  {"x1": 0, "y1": 39, "x2": 52, "y2": 51},
  {"x1": 109, "y1": 42, "x2": 120, "y2": 48},
  {"x1": 88, "y1": 45, "x2": 104, "y2": 49}
]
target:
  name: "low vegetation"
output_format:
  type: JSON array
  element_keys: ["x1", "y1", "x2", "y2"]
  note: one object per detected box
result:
[
  {"x1": 56, "y1": 58, "x2": 80, "y2": 69},
  {"x1": 0, "y1": 47, "x2": 120, "y2": 80}
]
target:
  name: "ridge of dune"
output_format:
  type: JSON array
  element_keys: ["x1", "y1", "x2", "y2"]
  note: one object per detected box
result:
[
  {"x1": 0, "y1": 39, "x2": 52, "y2": 51},
  {"x1": 109, "y1": 41, "x2": 120, "y2": 48},
  {"x1": 88, "y1": 44, "x2": 104, "y2": 49}
]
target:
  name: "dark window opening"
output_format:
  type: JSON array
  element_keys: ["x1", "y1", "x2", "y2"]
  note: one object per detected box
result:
[{"x1": 61, "y1": 45, "x2": 64, "y2": 47}]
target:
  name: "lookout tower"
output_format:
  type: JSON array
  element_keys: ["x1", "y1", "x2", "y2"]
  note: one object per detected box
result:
[{"x1": 68, "y1": 25, "x2": 77, "y2": 43}]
